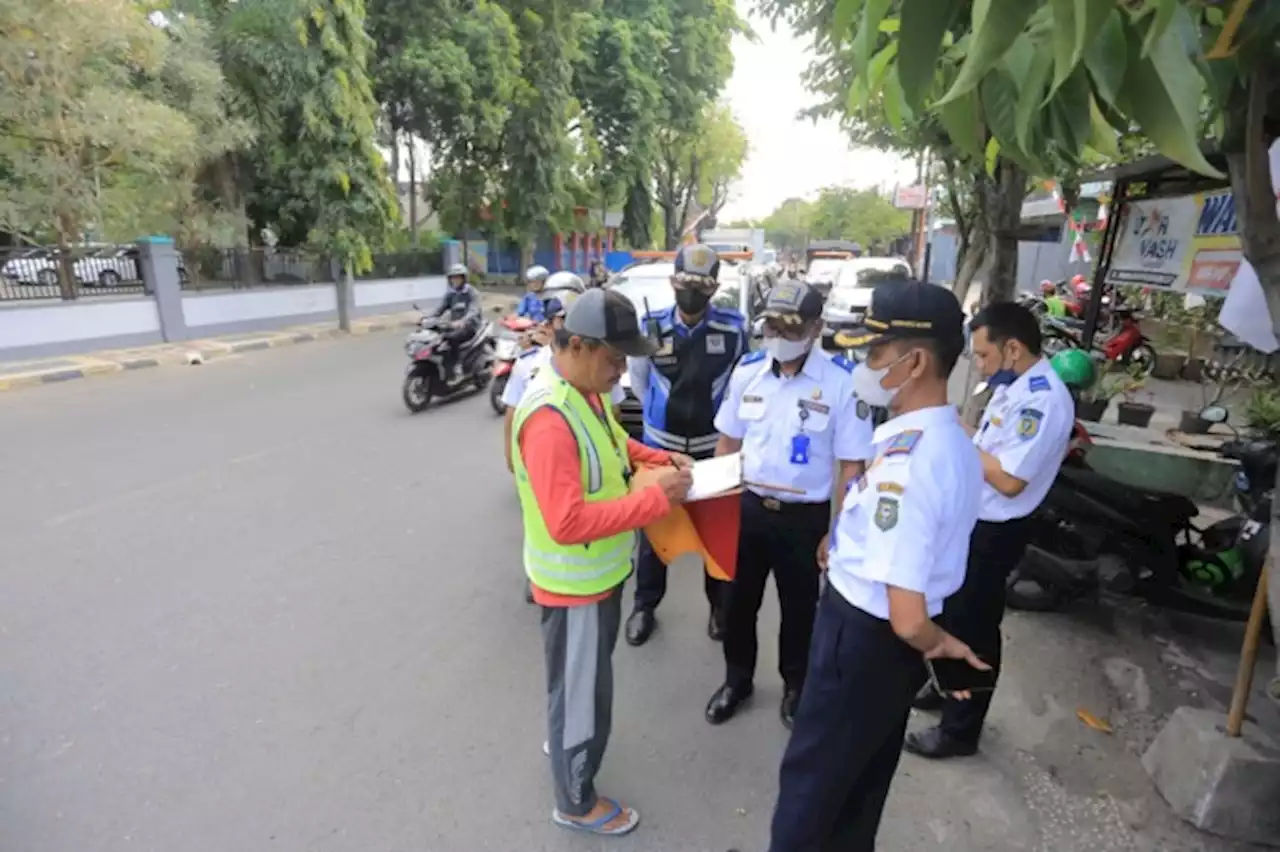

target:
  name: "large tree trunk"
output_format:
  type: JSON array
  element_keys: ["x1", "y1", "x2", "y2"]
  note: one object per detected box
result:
[{"x1": 983, "y1": 159, "x2": 1026, "y2": 304}]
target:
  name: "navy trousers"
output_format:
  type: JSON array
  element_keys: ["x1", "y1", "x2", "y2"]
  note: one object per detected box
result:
[{"x1": 769, "y1": 588, "x2": 926, "y2": 852}]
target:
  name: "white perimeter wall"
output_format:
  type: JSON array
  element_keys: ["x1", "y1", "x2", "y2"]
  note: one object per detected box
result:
[
  {"x1": 354, "y1": 276, "x2": 445, "y2": 309},
  {"x1": 0, "y1": 299, "x2": 160, "y2": 350},
  {"x1": 182, "y1": 284, "x2": 337, "y2": 328}
]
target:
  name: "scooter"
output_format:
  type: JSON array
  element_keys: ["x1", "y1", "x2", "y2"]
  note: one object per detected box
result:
[
  {"x1": 1008, "y1": 404, "x2": 1274, "y2": 622},
  {"x1": 489, "y1": 315, "x2": 535, "y2": 415},
  {"x1": 1040, "y1": 306, "x2": 1156, "y2": 376},
  {"x1": 401, "y1": 312, "x2": 495, "y2": 413}
]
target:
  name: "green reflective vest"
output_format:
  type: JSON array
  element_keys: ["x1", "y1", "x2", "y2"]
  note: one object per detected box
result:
[{"x1": 512, "y1": 368, "x2": 635, "y2": 596}]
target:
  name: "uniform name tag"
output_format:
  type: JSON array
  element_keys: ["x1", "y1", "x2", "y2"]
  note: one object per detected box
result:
[
  {"x1": 705, "y1": 333, "x2": 726, "y2": 355},
  {"x1": 798, "y1": 399, "x2": 830, "y2": 415},
  {"x1": 739, "y1": 394, "x2": 766, "y2": 421}
]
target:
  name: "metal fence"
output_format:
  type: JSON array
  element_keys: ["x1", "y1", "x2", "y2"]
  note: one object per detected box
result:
[
  {"x1": 0, "y1": 246, "x2": 147, "y2": 301},
  {"x1": 179, "y1": 247, "x2": 335, "y2": 290},
  {"x1": 355, "y1": 249, "x2": 444, "y2": 280}
]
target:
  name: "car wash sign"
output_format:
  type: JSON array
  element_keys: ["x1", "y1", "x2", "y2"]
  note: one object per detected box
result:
[{"x1": 1104, "y1": 190, "x2": 1242, "y2": 292}]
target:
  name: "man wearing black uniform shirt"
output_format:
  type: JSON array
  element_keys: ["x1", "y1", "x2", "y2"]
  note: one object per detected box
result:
[{"x1": 625, "y1": 243, "x2": 749, "y2": 646}]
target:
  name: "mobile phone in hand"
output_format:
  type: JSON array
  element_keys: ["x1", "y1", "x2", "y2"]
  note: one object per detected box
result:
[{"x1": 925, "y1": 656, "x2": 997, "y2": 694}]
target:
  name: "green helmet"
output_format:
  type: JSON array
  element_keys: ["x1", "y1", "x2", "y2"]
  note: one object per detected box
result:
[{"x1": 1050, "y1": 348, "x2": 1095, "y2": 389}]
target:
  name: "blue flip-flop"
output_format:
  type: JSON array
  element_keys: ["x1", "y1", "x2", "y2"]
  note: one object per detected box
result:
[{"x1": 552, "y1": 798, "x2": 640, "y2": 836}]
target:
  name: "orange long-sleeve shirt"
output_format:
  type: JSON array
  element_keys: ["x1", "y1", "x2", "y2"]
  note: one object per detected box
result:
[{"x1": 519, "y1": 396, "x2": 672, "y2": 607}]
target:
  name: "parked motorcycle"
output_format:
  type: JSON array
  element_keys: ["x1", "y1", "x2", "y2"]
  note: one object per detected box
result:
[
  {"x1": 1040, "y1": 306, "x2": 1156, "y2": 376},
  {"x1": 401, "y1": 310, "x2": 495, "y2": 413},
  {"x1": 489, "y1": 315, "x2": 535, "y2": 415},
  {"x1": 1008, "y1": 404, "x2": 1274, "y2": 622}
]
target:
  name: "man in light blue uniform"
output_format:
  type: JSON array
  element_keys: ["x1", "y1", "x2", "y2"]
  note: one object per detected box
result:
[
  {"x1": 706, "y1": 280, "x2": 874, "y2": 729},
  {"x1": 625, "y1": 244, "x2": 749, "y2": 646},
  {"x1": 752, "y1": 280, "x2": 990, "y2": 852}
]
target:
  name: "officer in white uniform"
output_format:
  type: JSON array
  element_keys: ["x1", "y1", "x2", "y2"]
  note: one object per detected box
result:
[
  {"x1": 757, "y1": 280, "x2": 988, "y2": 852},
  {"x1": 905, "y1": 300, "x2": 1075, "y2": 759},
  {"x1": 706, "y1": 280, "x2": 874, "y2": 730}
]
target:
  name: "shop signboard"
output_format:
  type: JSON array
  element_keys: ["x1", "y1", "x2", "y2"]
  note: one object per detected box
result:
[{"x1": 1104, "y1": 190, "x2": 1243, "y2": 292}]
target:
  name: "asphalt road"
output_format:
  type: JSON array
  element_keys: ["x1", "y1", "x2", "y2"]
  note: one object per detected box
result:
[{"x1": 0, "y1": 332, "x2": 1258, "y2": 852}]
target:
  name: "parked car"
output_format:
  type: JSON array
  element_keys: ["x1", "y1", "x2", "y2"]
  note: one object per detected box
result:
[
  {"x1": 1, "y1": 247, "x2": 58, "y2": 286},
  {"x1": 820, "y1": 258, "x2": 912, "y2": 351},
  {"x1": 607, "y1": 259, "x2": 755, "y2": 438},
  {"x1": 74, "y1": 246, "x2": 141, "y2": 287}
]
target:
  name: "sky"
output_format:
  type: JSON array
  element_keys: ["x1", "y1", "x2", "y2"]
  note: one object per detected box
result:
[{"x1": 717, "y1": 4, "x2": 918, "y2": 222}]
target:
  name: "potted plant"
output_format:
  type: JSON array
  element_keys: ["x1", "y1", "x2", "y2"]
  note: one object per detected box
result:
[
  {"x1": 1244, "y1": 388, "x2": 1280, "y2": 438},
  {"x1": 1116, "y1": 384, "x2": 1155, "y2": 427},
  {"x1": 1075, "y1": 369, "x2": 1131, "y2": 422},
  {"x1": 1181, "y1": 358, "x2": 1247, "y2": 434}
]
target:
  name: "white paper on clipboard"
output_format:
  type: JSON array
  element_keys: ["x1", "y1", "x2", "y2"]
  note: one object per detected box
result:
[{"x1": 686, "y1": 452, "x2": 744, "y2": 502}]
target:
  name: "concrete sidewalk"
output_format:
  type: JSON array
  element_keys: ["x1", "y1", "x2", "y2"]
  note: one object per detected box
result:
[{"x1": 0, "y1": 293, "x2": 520, "y2": 394}]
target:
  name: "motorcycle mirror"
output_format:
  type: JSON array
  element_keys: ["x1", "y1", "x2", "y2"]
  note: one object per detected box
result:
[
  {"x1": 1199, "y1": 404, "x2": 1229, "y2": 424},
  {"x1": 972, "y1": 380, "x2": 989, "y2": 397}
]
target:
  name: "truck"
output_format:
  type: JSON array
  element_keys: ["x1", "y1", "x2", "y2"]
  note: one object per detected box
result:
[{"x1": 701, "y1": 228, "x2": 766, "y2": 262}]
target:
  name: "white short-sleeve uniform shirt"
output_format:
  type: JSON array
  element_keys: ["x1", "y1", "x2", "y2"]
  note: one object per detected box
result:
[
  {"x1": 713, "y1": 347, "x2": 875, "y2": 502},
  {"x1": 975, "y1": 358, "x2": 1075, "y2": 522},
  {"x1": 826, "y1": 405, "x2": 983, "y2": 620}
]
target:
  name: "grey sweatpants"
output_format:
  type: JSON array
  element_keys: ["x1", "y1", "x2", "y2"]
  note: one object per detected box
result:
[{"x1": 540, "y1": 584, "x2": 623, "y2": 817}]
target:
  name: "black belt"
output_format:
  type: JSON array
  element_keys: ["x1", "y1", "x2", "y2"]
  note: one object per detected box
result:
[{"x1": 745, "y1": 490, "x2": 831, "y2": 514}]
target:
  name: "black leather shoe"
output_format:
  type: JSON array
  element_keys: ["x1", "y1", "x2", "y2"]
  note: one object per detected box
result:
[
  {"x1": 625, "y1": 609, "x2": 656, "y2": 646},
  {"x1": 780, "y1": 687, "x2": 801, "y2": 729},
  {"x1": 707, "y1": 608, "x2": 726, "y2": 642},
  {"x1": 903, "y1": 726, "x2": 978, "y2": 759},
  {"x1": 912, "y1": 683, "x2": 944, "y2": 711},
  {"x1": 705, "y1": 682, "x2": 753, "y2": 725}
]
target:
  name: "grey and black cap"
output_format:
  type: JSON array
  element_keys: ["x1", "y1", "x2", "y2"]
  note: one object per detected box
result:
[
  {"x1": 562, "y1": 288, "x2": 657, "y2": 357},
  {"x1": 760, "y1": 279, "x2": 824, "y2": 326}
]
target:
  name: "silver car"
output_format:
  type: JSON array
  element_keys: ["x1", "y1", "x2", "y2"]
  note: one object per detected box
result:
[{"x1": 820, "y1": 258, "x2": 912, "y2": 351}]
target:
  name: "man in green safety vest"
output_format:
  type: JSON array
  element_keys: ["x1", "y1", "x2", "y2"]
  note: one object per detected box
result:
[{"x1": 511, "y1": 287, "x2": 694, "y2": 837}]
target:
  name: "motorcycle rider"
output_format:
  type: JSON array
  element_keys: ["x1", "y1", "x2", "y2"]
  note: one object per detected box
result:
[
  {"x1": 517, "y1": 265, "x2": 551, "y2": 320},
  {"x1": 625, "y1": 243, "x2": 749, "y2": 647},
  {"x1": 1041, "y1": 280, "x2": 1068, "y2": 317},
  {"x1": 434, "y1": 263, "x2": 484, "y2": 382},
  {"x1": 904, "y1": 300, "x2": 1076, "y2": 759}
]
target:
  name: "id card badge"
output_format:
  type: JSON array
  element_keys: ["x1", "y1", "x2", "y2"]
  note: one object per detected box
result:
[{"x1": 790, "y1": 433, "x2": 811, "y2": 465}]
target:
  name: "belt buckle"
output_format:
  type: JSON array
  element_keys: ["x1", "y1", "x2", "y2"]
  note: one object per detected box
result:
[{"x1": 762, "y1": 497, "x2": 782, "y2": 511}]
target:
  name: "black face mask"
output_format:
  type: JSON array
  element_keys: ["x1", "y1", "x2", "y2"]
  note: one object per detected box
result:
[{"x1": 676, "y1": 288, "x2": 712, "y2": 315}]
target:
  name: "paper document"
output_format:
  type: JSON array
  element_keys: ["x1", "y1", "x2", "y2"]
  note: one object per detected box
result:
[{"x1": 686, "y1": 453, "x2": 744, "y2": 502}]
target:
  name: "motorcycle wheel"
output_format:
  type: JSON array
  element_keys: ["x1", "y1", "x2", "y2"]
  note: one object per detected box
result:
[
  {"x1": 489, "y1": 375, "x2": 508, "y2": 416},
  {"x1": 402, "y1": 369, "x2": 434, "y2": 413},
  {"x1": 1129, "y1": 343, "x2": 1157, "y2": 378}
]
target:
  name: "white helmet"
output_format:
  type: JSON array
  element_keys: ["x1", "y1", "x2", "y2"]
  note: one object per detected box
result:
[{"x1": 525, "y1": 265, "x2": 550, "y2": 284}]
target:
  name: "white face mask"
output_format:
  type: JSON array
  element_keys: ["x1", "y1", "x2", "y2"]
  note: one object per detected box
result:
[
  {"x1": 851, "y1": 350, "x2": 915, "y2": 408},
  {"x1": 764, "y1": 336, "x2": 811, "y2": 363}
]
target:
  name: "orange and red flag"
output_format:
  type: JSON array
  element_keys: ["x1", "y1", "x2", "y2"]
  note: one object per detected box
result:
[{"x1": 643, "y1": 492, "x2": 741, "y2": 581}]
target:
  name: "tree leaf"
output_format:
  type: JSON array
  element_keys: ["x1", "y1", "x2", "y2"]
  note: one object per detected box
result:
[
  {"x1": 831, "y1": 0, "x2": 862, "y2": 46},
  {"x1": 868, "y1": 41, "x2": 900, "y2": 96},
  {"x1": 937, "y1": 0, "x2": 1044, "y2": 105},
  {"x1": 985, "y1": 136, "x2": 1000, "y2": 176},
  {"x1": 1052, "y1": 65, "x2": 1092, "y2": 156},
  {"x1": 850, "y1": 0, "x2": 893, "y2": 77},
  {"x1": 1015, "y1": 49, "x2": 1053, "y2": 151},
  {"x1": 1083, "y1": 10, "x2": 1127, "y2": 106},
  {"x1": 1049, "y1": 0, "x2": 1111, "y2": 97},
  {"x1": 898, "y1": 0, "x2": 961, "y2": 109},
  {"x1": 937, "y1": 88, "x2": 985, "y2": 161},
  {"x1": 1141, "y1": 0, "x2": 1178, "y2": 58},
  {"x1": 1087, "y1": 95, "x2": 1120, "y2": 158},
  {"x1": 1118, "y1": 14, "x2": 1222, "y2": 177},
  {"x1": 883, "y1": 66, "x2": 909, "y2": 131}
]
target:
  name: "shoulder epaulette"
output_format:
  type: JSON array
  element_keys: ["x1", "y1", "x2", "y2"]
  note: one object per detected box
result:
[
  {"x1": 830, "y1": 353, "x2": 856, "y2": 373},
  {"x1": 1028, "y1": 375, "x2": 1051, "y2": 392},
  {"x1": 518, "y1": 346, "x2": 541, "y2": 360},
  {"x1": 739, "y1": 350, "x2": 767, "y2": 366},
  {"x1": 883, "y1": 429, "x2": 923, "y2": 457}
]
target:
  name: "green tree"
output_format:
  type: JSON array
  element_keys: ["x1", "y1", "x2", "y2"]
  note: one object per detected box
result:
[
  {"x1": 653, "y1": 102, "x2": 749, "y2": 248},
  {"x1": 807, "y1": 186, "x2": 911, "y2": 249},
  {"x1": 368, "y1": 0, "x2": 520, "y2": 243},
  {"x1": 0, "y1": 0, "x2": 240, "y2": 296},
  {"x1": 759, "y1": 197, "x2": 814, "y2": 250}
]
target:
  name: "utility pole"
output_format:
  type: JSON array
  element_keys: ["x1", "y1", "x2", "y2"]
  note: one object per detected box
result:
[{"x1": 912, "y1": 149, "x2": 930, "y2": 276}]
